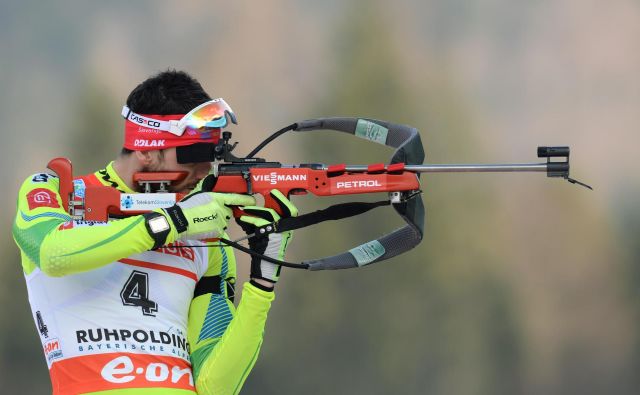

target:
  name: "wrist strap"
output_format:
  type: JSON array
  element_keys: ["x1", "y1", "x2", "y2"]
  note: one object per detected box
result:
[
  {"x1": 250, "y1": 279, "x2": 274, "y2": 292},
  {"x1": 164, "y1": 205, "x2": 188, "y2": 233}
]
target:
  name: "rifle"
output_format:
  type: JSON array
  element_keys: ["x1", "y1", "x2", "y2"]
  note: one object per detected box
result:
[{"x1": 47, "y1": 118, "x2": 591, "y2": 270}]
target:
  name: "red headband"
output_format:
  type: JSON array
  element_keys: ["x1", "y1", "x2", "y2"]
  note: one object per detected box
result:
[{"x1": 123, "y1": 113, "x2": 221, "y2": 151}]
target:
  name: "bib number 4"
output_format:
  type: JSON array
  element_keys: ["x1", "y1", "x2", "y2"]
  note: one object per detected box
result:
[{"x1": 120, "y1": 271, "x2": 158, "y2": 316}]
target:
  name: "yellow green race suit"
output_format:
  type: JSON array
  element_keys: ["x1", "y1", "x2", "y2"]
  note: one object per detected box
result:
[{"x1": 12, "y1": 162, "x2": 274, "y2": 395}]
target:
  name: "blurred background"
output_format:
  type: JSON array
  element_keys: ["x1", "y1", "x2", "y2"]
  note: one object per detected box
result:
[{"x1": 1, "y1": 1, "x2": 638, "y2": 394}]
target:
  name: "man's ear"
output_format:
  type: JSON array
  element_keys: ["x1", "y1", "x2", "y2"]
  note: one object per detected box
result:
[{"x1": 134, "y1": 150, "x2": 155, "y2": 167}]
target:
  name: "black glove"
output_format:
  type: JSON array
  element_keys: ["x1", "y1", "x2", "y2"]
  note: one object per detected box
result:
[{"x1": 236, "y1": 190, "x2": 298, "y2": 283}]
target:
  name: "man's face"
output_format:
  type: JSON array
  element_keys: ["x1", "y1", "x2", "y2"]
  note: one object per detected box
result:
[{"x1": 143, "y1": 148, "x2": 212, "y2": 193}]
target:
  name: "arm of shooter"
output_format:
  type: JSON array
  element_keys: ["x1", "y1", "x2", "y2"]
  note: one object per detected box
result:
[
  {"x1": 188, "y1": 244, "x2": 275, "y2": 395},
  {"x1": 12, "y1": 173, "x2": 168, "y2": 276}
]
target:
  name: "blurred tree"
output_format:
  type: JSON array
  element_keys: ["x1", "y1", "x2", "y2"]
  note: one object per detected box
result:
[
  {"x1": 0, "y1": 241, "x2": 51, "y2": 394},
  {"x1": 62, "y1": 77, "x2": 122, "y2": 172},
  {"x1": 1, "y1": 78, "x2": 121, "y2": 394},
  {"x1": 614, "y1": 191, "x2": 640, "y2": 393},
  {"x1": 242, "y1": 2, "x2": 523, "y2": 394}
]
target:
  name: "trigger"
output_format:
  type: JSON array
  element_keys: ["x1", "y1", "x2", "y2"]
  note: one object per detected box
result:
[{"x1": 232, "y1": 207, "x2": 246, "y2": 218}]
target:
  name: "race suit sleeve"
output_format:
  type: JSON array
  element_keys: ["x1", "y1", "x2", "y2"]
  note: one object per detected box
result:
[
  {"x1": 12, "y1": 173, "x2": 169, "y2": 276},
  {"x1": 188, "y1": 244, "x2": 275, "y2": 395}
]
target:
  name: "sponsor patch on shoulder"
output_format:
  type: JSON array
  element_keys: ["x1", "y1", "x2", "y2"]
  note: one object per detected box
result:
[
  {"x1": 31, "y1": 173, "x2": 57, "y2": 183},
  {"x1": 27, "y1": 188, "x2": 60, "y2": 210}
]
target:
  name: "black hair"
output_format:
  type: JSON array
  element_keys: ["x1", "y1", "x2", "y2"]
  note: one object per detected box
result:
[{"x1": 121, "y1": 69, "x2": 212, "y2": 155}]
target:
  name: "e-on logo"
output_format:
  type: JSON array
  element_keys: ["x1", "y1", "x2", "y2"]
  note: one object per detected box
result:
[
  {"x1": 101, "y1": 355, "x2": 193, "y2": 387},
  {"x1": 44, "y1": 338, "x2": 63, "y2": 363}
]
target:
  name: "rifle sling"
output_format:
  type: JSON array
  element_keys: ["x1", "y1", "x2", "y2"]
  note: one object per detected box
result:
[{"x1": 275, "y1": 200, "x2": 390, "y2": 233}]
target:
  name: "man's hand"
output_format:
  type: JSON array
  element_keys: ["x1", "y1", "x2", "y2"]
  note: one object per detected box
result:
[
  {"x1": 162, "y1": 174, "x2": 255, "y2": 241},
  {"x1": 236, "y1": 190, "x2": 298, "y2": 286}
]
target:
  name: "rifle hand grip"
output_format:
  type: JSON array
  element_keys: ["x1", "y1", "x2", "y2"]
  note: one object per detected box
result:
[{"x1": 47, "y1": 157, "x2": 74, "y2": 213}]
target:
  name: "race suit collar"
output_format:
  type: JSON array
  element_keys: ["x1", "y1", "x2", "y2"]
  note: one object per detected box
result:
[{"x1": 95, "y1": 161, "x2": 136, "y2": 194}]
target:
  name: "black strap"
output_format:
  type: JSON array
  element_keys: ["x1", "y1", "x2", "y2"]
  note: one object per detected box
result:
[
  {"x1": 274, "y1": 200, "x2": 390, "y2": 233},
  {"x1": 194, "y1": 275, "x2": 223, "y2": 297},
  {"x1": 186, "y1": 199, "x2": 402, "y2": 271},
  {"x1": 217, "y1": 200, "x2": 391, "y2": 270},
  {"x1": 246, "y1": 124, "x2": 297, "y2": 158},
  {"x1": 217, "y1": 238, "x2": 309, "y2": 269},
  {"x1": 226, "y1": 281, "x2": 235, "y2": 303},
  {"x1": 164, "y1": 205, "x2": 188, "y2": 233},
  {"x1": 249, "y1": 280, "x2": 275, "y2": 292}
]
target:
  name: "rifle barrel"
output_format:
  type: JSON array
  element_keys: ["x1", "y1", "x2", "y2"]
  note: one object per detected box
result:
[{"x1": 340, "y1": 163, "x2": 549, "y2": 173}]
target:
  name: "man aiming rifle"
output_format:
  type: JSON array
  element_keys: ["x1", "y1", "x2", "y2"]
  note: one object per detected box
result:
[
  {"x1": 12, "y1": 70, "x2": 294, "y2": 395},
  {"x1": 12, "y1": 65, "x2": 592, "y2": 395}
]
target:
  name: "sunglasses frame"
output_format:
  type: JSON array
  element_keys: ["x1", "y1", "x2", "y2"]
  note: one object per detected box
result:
[{"x1": 121, "y1": 98, "x2": 237, "y2": 137}]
